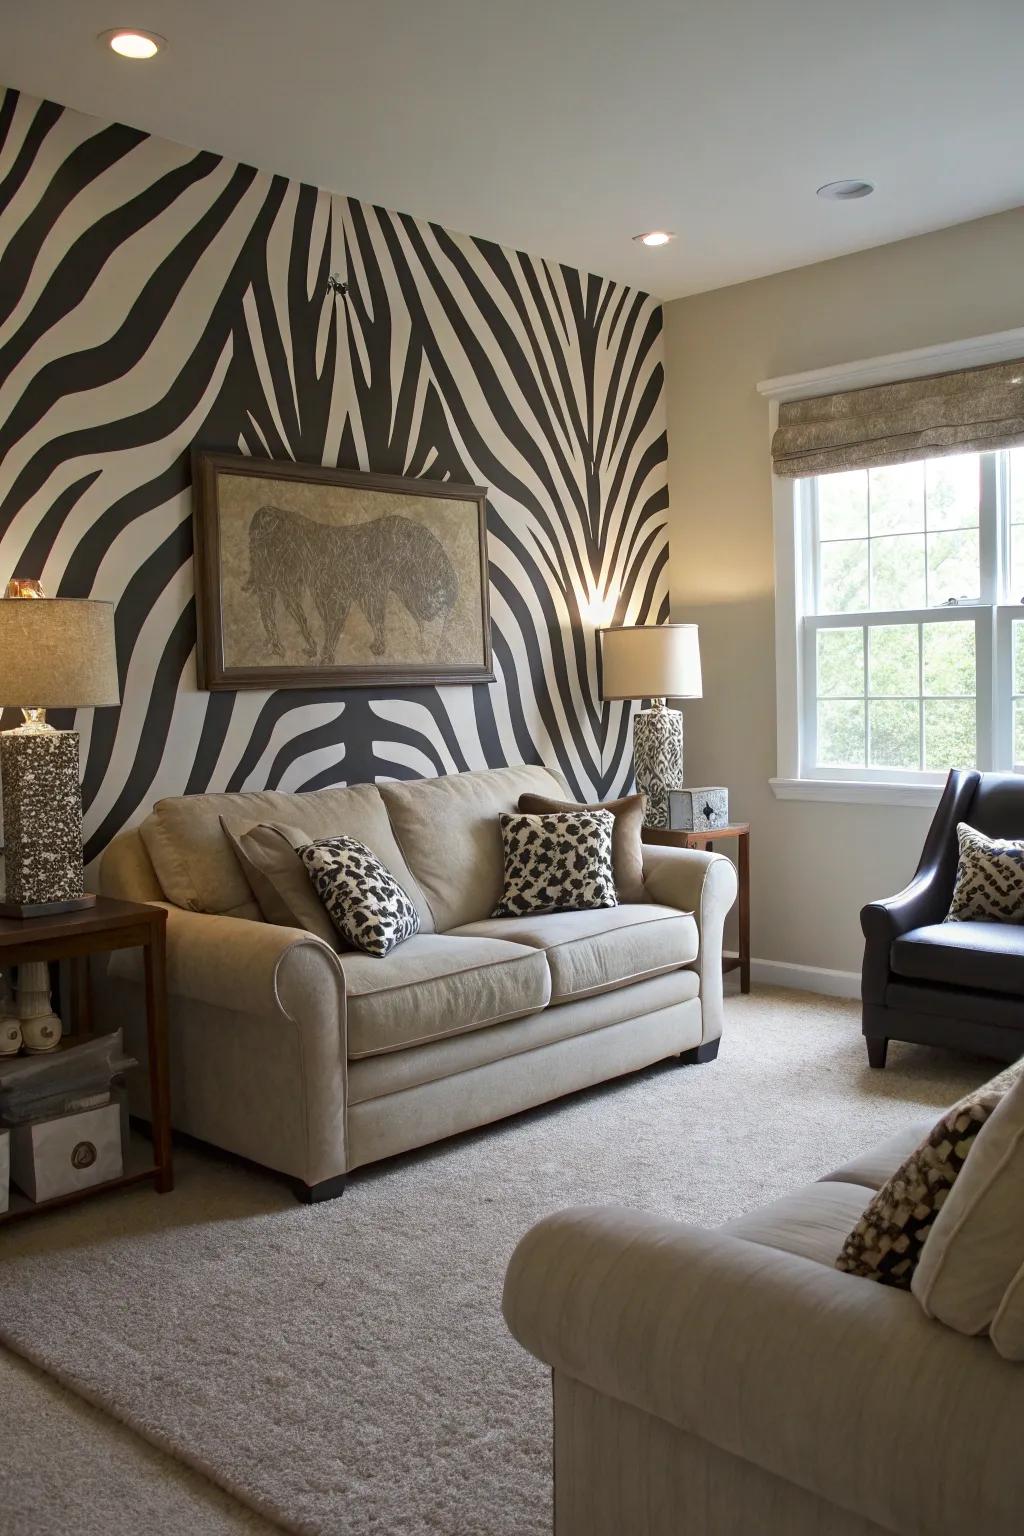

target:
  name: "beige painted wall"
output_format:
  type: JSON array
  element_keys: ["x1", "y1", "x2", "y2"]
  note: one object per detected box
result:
[{"x1": 663, "y1": 207, "x2": 1024, "y2": 977}]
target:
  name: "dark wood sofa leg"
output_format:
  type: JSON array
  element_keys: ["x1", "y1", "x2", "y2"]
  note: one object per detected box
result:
[
  {"x1": 865, "y1": 1036, "x2": 889, "y2": 1069},
  {"x1": 295, "y1": 1173, "x2": 348, "y2": 1204},
  {"x1": 677, "y1": 1039, "x2": 721, "y2": 1066}
]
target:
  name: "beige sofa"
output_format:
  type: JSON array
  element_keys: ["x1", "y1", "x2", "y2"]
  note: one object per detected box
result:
[
  {"x1": 98, "y1": 764, "x2": 737, "y2": 1200},
  {"x1": 503, "y1": 1118, "x2": 1024, "y2": 1536}
]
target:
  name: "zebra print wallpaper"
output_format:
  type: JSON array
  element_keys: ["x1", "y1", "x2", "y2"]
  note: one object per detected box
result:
[{"x1": 0, "y1": 88, "x2": 669, "y2": 870}]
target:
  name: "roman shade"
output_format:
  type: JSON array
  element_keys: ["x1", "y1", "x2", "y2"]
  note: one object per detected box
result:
[{"x1": 771, "y1": 357, "x2": 1024, "y2": 478}]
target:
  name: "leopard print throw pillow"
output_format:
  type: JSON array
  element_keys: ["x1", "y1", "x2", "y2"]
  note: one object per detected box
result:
[
  {"x1": 493, "y1": 811, "x2": 617, "y2": 918},
  {"x1": 836, "y1": 1089, "x2": 1005, "y2": 1288},
  {"x1": 299, "y1": 836, "x2": 419, "y2": 957},
  {"x1": 946, "y1": 822, "x2": 1024, "y2": 922}
]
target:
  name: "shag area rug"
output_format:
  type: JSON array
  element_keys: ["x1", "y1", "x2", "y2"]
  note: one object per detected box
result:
[{"x1": 0, "y1": 991, "x2": 988, "y2": 1535}]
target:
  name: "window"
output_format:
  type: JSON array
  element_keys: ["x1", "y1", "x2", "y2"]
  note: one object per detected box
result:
[
  {"x1": 795, "y1": 447, "x2": 1024, "y2": 787},
  {"x1": 764, "y1": 330, "x2": 1024, "y2": 805}
]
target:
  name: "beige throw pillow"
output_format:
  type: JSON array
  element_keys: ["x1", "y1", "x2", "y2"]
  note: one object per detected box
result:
[
  {"x1": 518, "y1": 792, "x2": 646, "y2": 902},
  {"x1": 912, "y1": 1063, "x2": 1024, "y2": 1338},
  {"x1": 221, "y1": 819, "x2": 339, "y2": 947}
]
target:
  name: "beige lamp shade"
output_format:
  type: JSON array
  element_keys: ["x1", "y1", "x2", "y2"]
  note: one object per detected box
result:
[
  {"x1": 0, "y1": 598, "x2": 120, "y2": 708},
  {"x1": 599, "y1": 623, "x2": 702, "y2": 701}
]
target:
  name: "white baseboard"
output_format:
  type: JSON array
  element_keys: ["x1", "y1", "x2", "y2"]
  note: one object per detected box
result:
[{"x1": 723, "y1": 952, "x2": 861, "y2": 999}]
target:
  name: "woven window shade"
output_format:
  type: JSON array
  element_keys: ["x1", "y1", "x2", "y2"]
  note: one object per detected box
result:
[{"x1": 771, "y1": 357, "x2": 1024, "y2": 478}]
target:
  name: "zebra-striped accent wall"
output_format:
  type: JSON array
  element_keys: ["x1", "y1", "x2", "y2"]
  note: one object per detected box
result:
[{"x1": 0, "y1": 88, "x2": 668, "y2": 869}]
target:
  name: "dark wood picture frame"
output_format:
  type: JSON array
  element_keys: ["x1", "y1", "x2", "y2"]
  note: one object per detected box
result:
[{"x1": 192, "y1": 451, "x2": 493, "y2": 691}]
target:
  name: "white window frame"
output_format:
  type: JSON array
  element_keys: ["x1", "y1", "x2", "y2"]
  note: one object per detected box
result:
[{"x1": 762, "y1": 324, "x2": 1024, "y2": 807}]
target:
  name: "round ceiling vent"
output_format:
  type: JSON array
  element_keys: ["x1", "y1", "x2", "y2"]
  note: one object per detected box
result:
[{"x1": 816, "y1": 180, "x2": 875, "y2": 201}]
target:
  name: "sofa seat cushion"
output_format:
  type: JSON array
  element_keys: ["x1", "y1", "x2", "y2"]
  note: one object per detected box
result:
[
  {"x1": 341, "y1": 935, "x2": 551, "y2": 1059},
  {"x1": 891, "y1": 921, "x2": 1024, "y2": 997},
  {"x1": 450, "y1": 904, "x2": 698, "y2": 1004},
  {"x1": 722, "y1": 1182, "x2": 874, "y2": 1268},
  {"x1": 348, "y1": 969, "x2": 701, "y2": 1105},
  {"x1": 820, "y1": 1123, "x2": 933, "y2": 1191}
]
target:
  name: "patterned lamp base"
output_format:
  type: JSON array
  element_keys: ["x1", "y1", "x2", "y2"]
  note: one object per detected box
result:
[
  {"x1": 0, "y1": 725, "x2": 94, "y2": 918},
  {"x1": 633, "y1": 700, "x2": 685, "y2": 829}
]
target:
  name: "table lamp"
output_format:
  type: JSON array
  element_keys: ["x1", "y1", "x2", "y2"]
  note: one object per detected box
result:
[
  {"x1": 0, "y1": 585, "x2": 120, "y2": 917},
  {"x1": 599, "y1": 623, "x2": 702, "y2": 828}
]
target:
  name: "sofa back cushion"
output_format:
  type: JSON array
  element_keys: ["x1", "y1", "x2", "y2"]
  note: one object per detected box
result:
[
  {"x1": 139, "y1": 783, "x2": 432, "y2": 926},
  {"x1": 378, "y1": 765, "x2": 571, "y2": 931},
  {"x1": 99, "y1": 828, "x2": 167, "y2": 905}
]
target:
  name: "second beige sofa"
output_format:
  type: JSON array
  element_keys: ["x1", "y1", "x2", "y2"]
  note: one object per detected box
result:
[
  {"x1": 99, "y1": 764, "x2": 737, "y2": 1199},
  {"x1": 503, "y1": 1113, "x2": 1024, "y2": 1535}
]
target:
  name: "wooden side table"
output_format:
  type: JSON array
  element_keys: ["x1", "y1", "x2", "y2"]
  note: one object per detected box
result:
[
  {"x1": 0, "y1": 897, "x2": 171, "y2": 1221},
  {"x1": 643, "y1": 823, "x2": 750, "y2": 993}
]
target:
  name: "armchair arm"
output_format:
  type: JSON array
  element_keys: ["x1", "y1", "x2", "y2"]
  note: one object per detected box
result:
[
  {"x1": 503, "y1": 1206, "x2": 1024, "y2": 1536},
  {"x1": 642, "y1": 846, "x2": 737, "y2": 1043},
  {"x1": 860, "y1": 768, "x2": 978, "y2": 1004}
]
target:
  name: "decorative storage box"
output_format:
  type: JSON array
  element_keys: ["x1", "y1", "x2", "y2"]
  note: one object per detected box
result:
[
  {"x1": 10, "y1": 1101, "x2": 122, "y2": 1204},
  {"x1": 668, "y1": 786, "x2": 730, "y2": 833},
  {"x1": 0, "y1": 1127, "x2": 9, "y2": 1215}
]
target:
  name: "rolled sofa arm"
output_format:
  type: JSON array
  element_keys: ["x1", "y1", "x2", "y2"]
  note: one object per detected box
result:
[
  {"x1": 504, "y1": 1207, "x2": 1024, "y2": 1536},
  {"x1": 109, "y1": 903, "x2": 345, "y2": 1023},
  {"x1": 642, "y1": 846, "x2": 737, "y2": 1043},
  {"x1": 108, "y1": 905, "x2": 349, "y2": 1186}
]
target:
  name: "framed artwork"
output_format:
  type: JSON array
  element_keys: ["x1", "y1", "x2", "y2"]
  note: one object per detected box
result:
[{"x1": 191, "y1": 451, "x2": 493, "y2": 690}]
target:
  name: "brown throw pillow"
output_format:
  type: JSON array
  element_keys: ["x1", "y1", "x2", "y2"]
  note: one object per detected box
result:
[
  {"x1": 221, "y1": 818, "x2": 340, "y2": 947},
  {"x1": 518, "y1": 792, "x2": 646, "y2": 902},
  {"x1": 836, "y1": 1087, "x2": 1006, "y2": 1289}
]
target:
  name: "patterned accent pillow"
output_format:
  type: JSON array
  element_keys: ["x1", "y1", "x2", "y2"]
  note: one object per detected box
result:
[
  {"x1": 517, "y1": 792, "x2": 647, "y2": 902},
  {"x1": 836, "y1": 1089, "x2": 1005, "y2": 1288},
  {"x1": 299, "y1": 836, "x2": 420, "y2": 957},
  {"x1": 946, "y1": 822, "x2": 1024, "y2": 922},
  {"x1": 493, "y1": 811, "x2": 617, "y2": 918}
]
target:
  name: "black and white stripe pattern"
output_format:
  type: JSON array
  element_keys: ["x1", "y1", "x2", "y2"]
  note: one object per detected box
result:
[{"x1": 0, "y1": 89, "x2": 668, "y2": 871}]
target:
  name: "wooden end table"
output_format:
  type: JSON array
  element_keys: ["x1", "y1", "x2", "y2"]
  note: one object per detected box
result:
[
  {"x1": 642, "y1": 823, "x2": 750, "y2": 993},
  {"x1": 0, "y1": 897, "x2": 172, "y2": 1222}
]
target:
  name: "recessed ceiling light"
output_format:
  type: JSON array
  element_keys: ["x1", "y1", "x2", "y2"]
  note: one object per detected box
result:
[
  {"x1": 633, "y1": 231, "x2": 675, "y2": 248},
  {"x1": 99, "y1": 29, "x2": 166, "y2": 59},
  {"x1": 816, "y1": 180, "x2": 874, "y2": 201}
]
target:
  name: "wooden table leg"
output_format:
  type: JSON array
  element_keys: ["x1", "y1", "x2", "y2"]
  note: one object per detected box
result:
[
  {"x1": 738, "y1": 830, "x2": 751, "y2": 994},
  {"x1": 143, "y1": 919, "x2": 174, "y2": 1193},
  {"x1": 69, "y1": 955, "x2": 93, "y2": 1037}
]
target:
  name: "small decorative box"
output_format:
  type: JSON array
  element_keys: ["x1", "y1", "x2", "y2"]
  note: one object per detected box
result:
[
  {"x1": 10, "y1": 1102, "x2": 122, "y2": 1204},
  {"x1": 0, "y1": 1127, "x2": 9, "y2": 1215},
  {"x1": 668, "y1": 786, "x2": 730, "y2": 833}
]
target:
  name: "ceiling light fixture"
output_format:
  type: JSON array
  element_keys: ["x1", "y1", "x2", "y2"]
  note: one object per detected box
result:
[
  {"x1": 99, "y1": 29, "x2": 166, "y2": 59},
  {"x1": 816, "y1": 180, "x2": 874, "y2": 201},
  {"x1": 633, "y1": 231, "x2": 675, "y2": 248}
]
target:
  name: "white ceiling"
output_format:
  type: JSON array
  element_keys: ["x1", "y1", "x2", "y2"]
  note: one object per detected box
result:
[{"x1": 5, "y1": 0, "x2": 1024, "y2": 299}]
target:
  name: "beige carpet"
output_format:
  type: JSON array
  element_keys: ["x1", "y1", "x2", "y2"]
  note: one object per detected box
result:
[
  {"x1": 0, "y1": 1349, "x2": 280, "y2": 1535},
  {"x1": 0, "y1": 990, "x2": 991, "y2": 1536}
]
